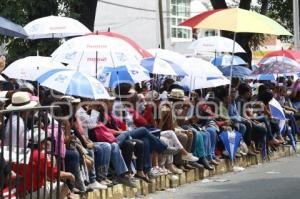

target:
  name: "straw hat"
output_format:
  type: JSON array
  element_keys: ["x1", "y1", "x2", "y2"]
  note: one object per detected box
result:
[
  {"x1": 168, "y1": 89, "x2": 185, "y2": 101},
  {"x1": 6, "y1": 92, "x2": 38, "y2": 110}
]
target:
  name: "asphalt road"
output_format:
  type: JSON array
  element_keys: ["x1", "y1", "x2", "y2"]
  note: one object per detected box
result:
[{"x1": 150, "y1": 155, "x2": 300, "y2": 199}]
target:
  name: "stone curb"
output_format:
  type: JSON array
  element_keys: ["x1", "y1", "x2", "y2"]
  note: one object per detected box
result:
[{"x1": 78, "y1": 145, "x2": 299, "y2": 199}]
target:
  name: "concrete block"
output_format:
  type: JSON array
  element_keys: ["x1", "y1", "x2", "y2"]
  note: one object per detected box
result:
[
  {"x1": 112, "y1": 184, "x2": 123, "y2": 199},
  {"x1": 106, "y1": 187, "x2": 113, "y2": 199},
  {"x1": 216, "y1": 160, "x2": 227, "y2": 175},
  {"x1": 148, "y1": 178, "x2": 156, "y2": 193},
  {"x1": 186, "y1": 169, "x2": 195, "y2": 183},
  {"x1": 202, "y1": 168, "x2": 210, "y2": 178},
  {"x1": 165, "y1": 174, "x2": 171, "y2": 189},
  {"x1": 194, "y1": 167, "x2": 200, "y2": 181},
  {"x1": 225, "y1": 159, "x2": 234, "y2": 172},
  {"x1": 169, "y1": 174, "x2": 179, "y2": 188},
  {"x1": 179, "y1": 172, "x2": 186, "y2": 185},
  {"x1": 156, "y1": 176, "x2": 161, "y2": 191},
  {"x1": 141, "y1": 180, "x2": 149, "y2": 196},
  {"x1": 160, "y1": 175, "x2": 166, "y2": 190}
]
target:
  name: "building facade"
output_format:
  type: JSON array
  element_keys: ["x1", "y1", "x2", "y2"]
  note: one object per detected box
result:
[{"x1": 94, "y1": 0, "x2": 212, "y2": 54}]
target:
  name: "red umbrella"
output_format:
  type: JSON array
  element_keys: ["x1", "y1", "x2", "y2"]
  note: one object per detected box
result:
[
  {"x1": 260, "y1": 50, "x2": 300, "y2": 64},
  {"x1": 86, "y1": 31, "x2": 152, "y2": 58}
]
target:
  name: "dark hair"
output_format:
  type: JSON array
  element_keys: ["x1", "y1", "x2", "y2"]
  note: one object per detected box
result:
[
  {"x1": 258, "y1": 89, "x2": 273, "y2": 104},
  {"x1": 215, "y1": 87, "x2": 229, "y2": 100},
  {"x1": 238, "y1": 83, "x2": 251, "y2": 96}
]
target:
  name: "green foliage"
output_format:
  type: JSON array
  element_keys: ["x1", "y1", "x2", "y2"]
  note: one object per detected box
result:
[{"x1": 0, "y1": 0, "x2": 82, "y2": 64}]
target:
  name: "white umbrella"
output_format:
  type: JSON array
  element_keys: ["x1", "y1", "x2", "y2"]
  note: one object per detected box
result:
[
  {"x1": 36, "y1": 69, "x2": 110, "y2": 99},
  {"x1": 52, "y1": 34, "x2": 145, "y2": 77},
  {"x1": 24, "y1": 16, "x2": 91, "y2": 39},
  {"x1": 147, "y1": 48, "x2": 186, "y2": 67},
  {"x1": 188, "y1": 36, "x2": 245, "y2": 53},
  {"x1": 2, "y1": 56, "x2": 66, "y2": 81},
  {"x1": 0, "y1": 75, "x2": 7, "y2": 82},
  {"x1": 180, "y1": 57, "x2": 229, "y2": 89},
  {"x1": 180, "y1": 76, "x2": 230, "y2": 90}
]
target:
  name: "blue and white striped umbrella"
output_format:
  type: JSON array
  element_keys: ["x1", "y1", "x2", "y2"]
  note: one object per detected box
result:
[
  {"x1": 141, "y1": 57, "x2": 187, "y2": 76},
  {"x1": 36, "y1": 69, "x2": 110, "y2": 99},
  {"x1": 211, "y1": 55, "x2": 246, "y2": 67},
  {"x1": 98, "y1": 65, "x2": 150, "y2": 88}
]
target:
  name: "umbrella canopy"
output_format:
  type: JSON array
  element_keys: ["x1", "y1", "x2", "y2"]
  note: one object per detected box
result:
[
  {"x1": 24, "y1": 16, "x2": 91, "y2": 39},
  {"x1": 179, "y1": 57, "x2": 229, "y2": 89},
  {"x1": 180, "y1": 8, "x2": 291, "y2": 35},
  {"x1": 0, "y1": 75, "x2": 7, "y2": 82},
  {"x1": 247, "y1": 74, "x2": 276, "y2": 81},
  {"x1": 147, "y1": 48, "x2": 186, "y2": 67},
  {"x1": 252, "y1": 60, "x2": 300, "y2": 75},
  {"x1": 0, "y1": 16, "x2": 27, "y2": 38},
  {"x1": 98, "y1": 65, "x2": 150, "y2": 88},
  {"x1": 211, "y1": 55, "x2": 246, "y2": 67},
  {"x1": 188, "y1": 36, "x2": 245, "y2": 53},
  {"x1": 217, "y1": 65, "x2": 252, "y2": 77},
  {"x1": 141, "y1": 57, "x2": 187, "y2": 76},
  {"x1": 36, "y1": 69, "x2": 110, "y2": 99},
  {"x1": 2, "y1": 56, "x2": 65, "y2": 81},
  {"x1": 219, "y1": 130, "x2": 242, "y2": 161},
  {"x1": 260, "y1": 50, "x2": 300, "y2": 64},
  {"x1": 52, "y1": 34, "x2": 147, "y2": 77},
  {"x1": 180, "y1": 76, "x2": 230, "y2": 90}
]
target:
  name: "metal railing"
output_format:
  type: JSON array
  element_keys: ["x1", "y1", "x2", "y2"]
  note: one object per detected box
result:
[{"x1": 0, "y1": 106, "x2": 62, "y2": 199}]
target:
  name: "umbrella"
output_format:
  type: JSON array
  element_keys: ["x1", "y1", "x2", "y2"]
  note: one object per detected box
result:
[
  {"x1": 36, "y1": 69, "x2": 110, "y2": 99},
  {"x1": 180, "y1": 8, "x2": 291, "y2": 36},
  {"x1": 0, "y1": 16, "x2": 27, "y2": 38},
  {"x1": 219, "y1": 130, "x2": 242, "y2": 161},
  {"x1": 24, "y1": 16, "x2": 91, "y2": 39},
  {"x1": 180, "y1": 76, "x2": 230, "y2": 90},
  {"x1": 141, "y1": 57, "x2": 187, "y2": 76},
  {"x1": 211, "y1": 55, "x2": 247, "y2": 67},
  {"x1": 2, "y1": 56, "x2": 65, "y2": 81},
  {"x1": 180, "y1": 8, "x2": 291, "y2": 92},
  {"x1": 252, "y1": 61, "x2": 300, "y2": 75},
  {"x1": 179, "y1": 57, "x2": 229, "y2": 89},
  {"x1": 217, "y1": 65, "x2": 252, "y2": 77},
  {"x1": 52, "y1": 34, "x2": 148, "y2": 77},
  {"x1": 247, "y1": 74, "x2": 276, "y2": 81},
  {"x1": 147, "y1": 48, "x2": 186, "y2": 67},
  {"x1": 260, "y1": 50, "x2": 300, "y2": 64},
  {"x1": 0, "y1": 75, "x2": 7, "y2": 82},
  {"x1": 98, "y1": 65, "x2": 150, "y2": 88},
  {"x1": 188, "y1": 36, "x2": 245, "y2": 53}
]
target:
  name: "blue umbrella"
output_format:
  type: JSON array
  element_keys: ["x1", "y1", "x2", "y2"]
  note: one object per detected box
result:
[
  {"x1": 36, "y1": 69, "x2": 110, "y2": 99},
  {"x1": 0, "y1": 16, "x2": 27, "y2": 38},
  {"x1": 219, "y1": 130, "x2": 242, "y2": 161},
  {"x1": 98, "y1": 65, "x2": 150, "y2": 88},
  {"x1": 141, "y1": 57, "x2": 187, "y2": 76},
  {"x1": 211, "y1": 55, "x2": 246, "y2": 67},
  {"x1": 217, "y1": 65, "x2": 252, "y2": 77}
]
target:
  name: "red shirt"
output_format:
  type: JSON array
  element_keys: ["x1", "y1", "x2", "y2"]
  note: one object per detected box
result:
[
  {"x1": 13, "y1": 149, "x2": 58, "y2": 194},
  {"x1": 127, "y1": 108, "x2": 148, "y2": 127}
]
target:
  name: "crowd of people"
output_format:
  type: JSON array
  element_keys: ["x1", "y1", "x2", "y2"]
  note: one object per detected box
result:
[{"x1": 1, "y1": 75, "x2": 300, "y2": 199}]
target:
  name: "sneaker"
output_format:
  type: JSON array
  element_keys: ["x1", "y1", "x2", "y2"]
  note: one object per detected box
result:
[
  {"x1": 117, "y1": 176, "x2": 137, "y2": 188},
  {"x1": 182, "y1": 153, "x2": 199, "y2": 162},
  {"x1": 87, "y1": 181, "x2": 107, "y2": 190}
]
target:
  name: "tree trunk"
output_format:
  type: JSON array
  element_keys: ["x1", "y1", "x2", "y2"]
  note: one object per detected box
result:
[
  {"x1": 75, "y1": 0, "x2": 98, "y2": 32},
  {"x1": 210, "y1": 0, "x2": 228, "y2": 9}
]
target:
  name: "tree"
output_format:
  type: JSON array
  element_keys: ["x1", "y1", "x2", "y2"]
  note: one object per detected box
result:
[{"x1": 0, "y1": 0, "x2": 98, "y2": 64}]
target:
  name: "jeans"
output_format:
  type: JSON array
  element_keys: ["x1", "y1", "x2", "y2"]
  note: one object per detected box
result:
[
  {"x1": 120, "y1": 139, "x2": 144, "y2": 172},
  {"x1": 93, "y1": 142, "x2": 111, "y2": 179},
  {"x1": 64, "y1": 149, "x2": 85, "y2": 191},
  {"x1": 255, "y1": 116, "x2": 274, "y2": 139},
  {"x1": 110, "y1": 143, "x2": 128, "y2": 176},
  {"x1": 206, "y1": 127, "x2": 218, "y2": 159}
]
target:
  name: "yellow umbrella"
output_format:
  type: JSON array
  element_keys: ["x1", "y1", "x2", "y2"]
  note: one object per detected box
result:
[
  {"x1": 181, "y1": 8, "x2": 292, "y2": 92},
  {"x1": 181, "y1": 8, "x2": 291, "y2": 35}
]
